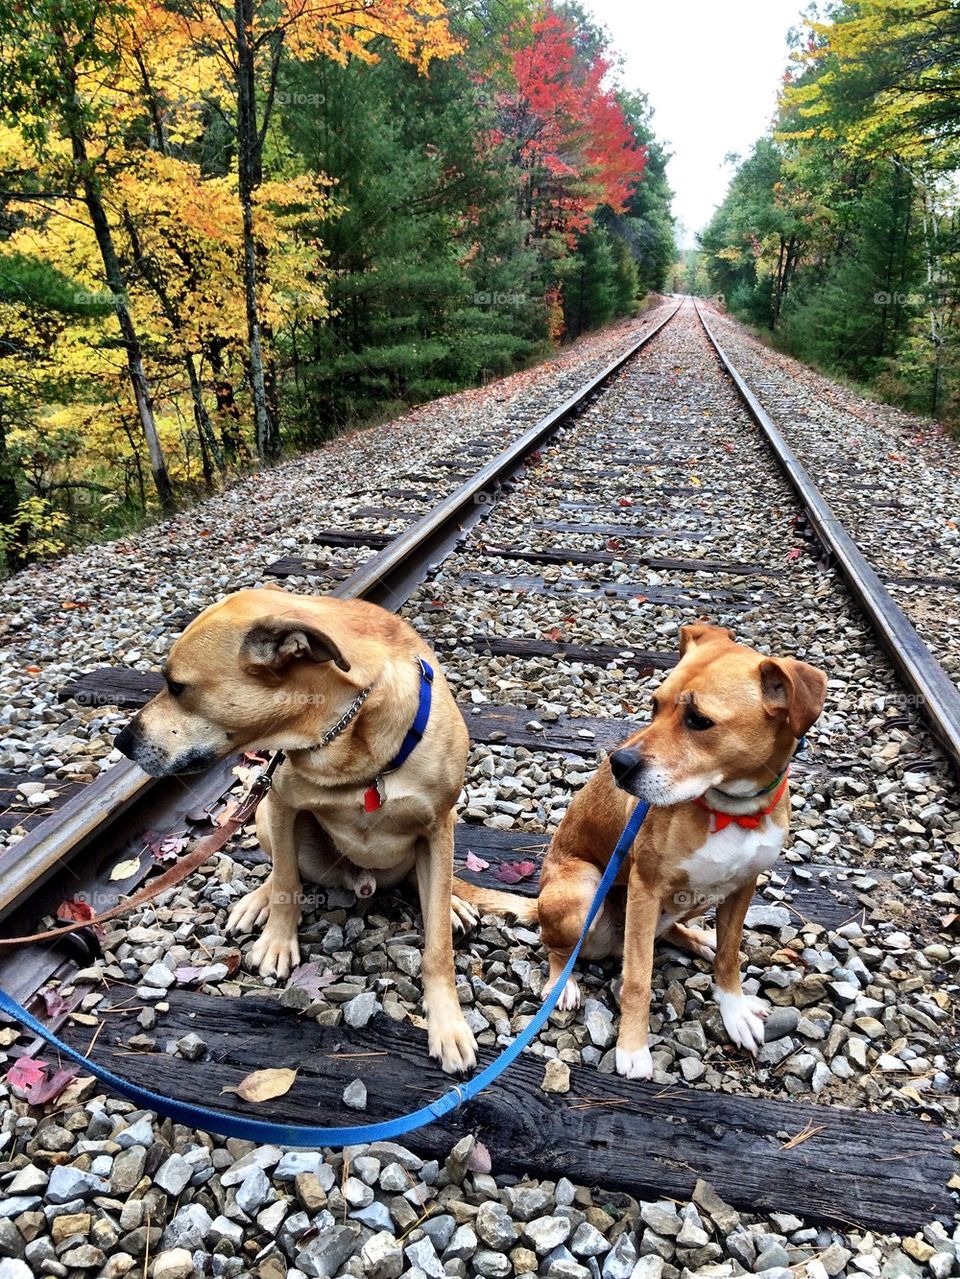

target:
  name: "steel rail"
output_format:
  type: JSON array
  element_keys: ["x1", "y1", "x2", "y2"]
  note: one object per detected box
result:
[
  {"x1": 0, "y1": 299, "x2": 682, "y2": 924},
  {"x1": 695, "y1": 298, "x2": 960, "y2": 776},
  {"x1": 332, "y1": 299, "x2": 683, "y2": 609}
]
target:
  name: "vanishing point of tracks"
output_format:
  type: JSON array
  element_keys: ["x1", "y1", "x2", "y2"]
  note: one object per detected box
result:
[{"x1": 2, "y1": 298, "x2": 958, "y2": 1241}]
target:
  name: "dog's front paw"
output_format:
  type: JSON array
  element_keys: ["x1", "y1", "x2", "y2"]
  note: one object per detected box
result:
[
  {"x1": 450, "y1": 895, "x2": 479, "y2": 934},
  {"x1": 248, "y1": 924, "x2": 301, "y2": 980},
  {"x1": 227, "y1": 883, "x2": 271, "y2": 934},
  {"x1": 716, "y1": 990, "x2": 769, "y2": 1054},
  {"x1": 615, "y1": 1043, "x2": 653, "y2": 1079},
  {"x1": 543, "y1": 975, "x2": 581, "y2": 1011},
  {"x1": 428, "y1": 1010, "x2": 478, "y2": 1074}
]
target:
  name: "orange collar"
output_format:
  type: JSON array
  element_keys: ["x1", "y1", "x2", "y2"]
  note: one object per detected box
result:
[{"x1": 693, "y1": 771, "x2": 790, "y2": 833}]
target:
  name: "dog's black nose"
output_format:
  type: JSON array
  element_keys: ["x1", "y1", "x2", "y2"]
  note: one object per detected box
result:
[
  {"x1": 609, "y1": 747, "x2": 645, "y2": 790},
  {"x1": 114, "y1": 725, "x2": 137, "y2": 759}
]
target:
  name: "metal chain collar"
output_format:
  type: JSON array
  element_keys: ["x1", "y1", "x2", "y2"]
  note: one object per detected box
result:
[{"x1": 308, "y1": 684, "x2": 373, "y2": 751}]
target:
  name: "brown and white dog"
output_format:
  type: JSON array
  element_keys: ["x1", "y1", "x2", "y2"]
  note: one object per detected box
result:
[
  {"x1": 457, "y1": 624, "x2": 827, "y2": 1079},
  {"x1": 115, "y1": 587, "x2": 478, "y2": 1074}
]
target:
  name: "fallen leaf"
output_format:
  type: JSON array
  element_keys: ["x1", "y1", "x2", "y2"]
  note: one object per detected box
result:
[
  {"x1": 617, "y1": 497, "x2": 633, "y2": 507},
  {"x1": 56, "y1": 899, "x2": 94, "y2": 924},
  {"x1": 286, "y1": 961, "x2": 338, "y2": 1002},
  {"x1": 223, "y1": 1067, "x2": 298, "y2": 1102},
  {"x1": 174, "y1": 966, "x2": 211, "y2": 985},
  {"x1": 494, "y1": 859, "x2": 537, "y2": 885},
  {"x1": 110, "y1": 857, "x2": 141, "y2": 881},
  {"x1": 7, "y1": 1058, "x2": 46, "y2": 1095},
  {"x1": 28, "y1": 1067, "x2": 79, "y2": 1106},
  {"x1": 39, "y1": 985, "x2": 68, "y2": 1018},
  {"x1": 542, "y1": 626, "x2": 564, "y2": 643},
  {"x1": 689, "y1": 476, "x2": 702, "y2": 487},
  {"x1": 145, "y1": 831, "x2": 188, "y2": 861},
  {"x1": 634, "y1": 594, "x2": 648, "y2": 604},
  {"x1": 786, "y1": 548, "x2": 802, "y2": 562},
  {"x1": 0, "y1": 1028, "x2": 20, "y2": 1047},
  {"x1": 465, "y1": 851, "x2": 490, "y2": 873}
]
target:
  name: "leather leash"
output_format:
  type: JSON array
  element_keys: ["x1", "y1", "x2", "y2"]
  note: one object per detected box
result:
[
  {"x1": 0, "y1": 801, "x2": 651, "y2": 1146},
  {"x1": 0, "y1": 756, "x2": 281, "y2": 949}
]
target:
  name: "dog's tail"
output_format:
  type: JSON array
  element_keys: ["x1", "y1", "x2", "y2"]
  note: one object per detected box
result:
[{"x1": 451, "y1": 877, "x2": 540, "y2": 925}]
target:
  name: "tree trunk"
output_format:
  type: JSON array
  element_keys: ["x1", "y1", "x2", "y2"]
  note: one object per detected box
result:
[
  {"x1": 55, "y1": 33, "x2": 175, "y2": 514},
  {"x1": 121, "y1": 209, "x2": 226, "y2": 485},
  {"x1": 0, "y1": 414, "x2": 23, "y2": 571},
  {"x1": 209, "y1": 340, "x2": 248, "y2": 462},
  {"x1": 82, "y1": 179, "x2": 175, "y2": 513},
  {"x1": 235, "y1": 0, "x2": 280, "y2": 461}
]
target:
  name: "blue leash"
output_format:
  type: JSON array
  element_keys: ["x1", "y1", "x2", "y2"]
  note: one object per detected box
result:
[{"x1": 0, "y1": 801, "x2": 649, "y2": 1147}]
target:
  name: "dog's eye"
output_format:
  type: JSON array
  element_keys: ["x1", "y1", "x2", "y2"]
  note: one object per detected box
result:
[
  {"x1": 166, "y1": 679, "x2": 186, "y2": 698},
  {"x1": 650, "y1": 696, "x2": 661, "y2": 717},
  {"x1": 684, "y1": 706, "x2": 714, "y2": 731}
]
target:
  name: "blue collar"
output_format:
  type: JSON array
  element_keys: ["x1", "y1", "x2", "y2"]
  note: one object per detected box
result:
[
  {"x1": 385, "y1": 657, "x2": 434, "y2": 774},
  {"x1": 363, "y1": 657, "x2": 433, "y2": 811}
]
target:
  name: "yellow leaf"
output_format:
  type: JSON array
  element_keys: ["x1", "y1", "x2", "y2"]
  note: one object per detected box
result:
[
  {"x1": 223, "y1": 1067, "x2": 298, "y2": 1103},
  {"x1": 689, "y1": 476, "x2": 702, "y2": 487},
  {"x1": 110, "y1": 857, "x2": 141, "y2": 881}
]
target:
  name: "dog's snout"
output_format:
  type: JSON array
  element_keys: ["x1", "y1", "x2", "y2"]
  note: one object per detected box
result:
[
  {"x1": 609, "y1": 747, "x2": 646, "y2": 790},
  {"x1": 114, "y1": 724, "x2": 139, "y2": 760}
]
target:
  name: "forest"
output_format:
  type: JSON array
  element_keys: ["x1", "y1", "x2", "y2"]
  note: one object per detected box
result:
[
  {"x1": 700, "y1": 0, "x2": 960, "y2": 427},
  {"x1": 0, "y1": 0, "x2": 674, "y2": 569}
]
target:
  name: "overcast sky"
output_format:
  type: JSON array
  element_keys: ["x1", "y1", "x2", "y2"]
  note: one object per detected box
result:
[{"x1": 584, "y1": 0, "x2": 804, "y2": 248}]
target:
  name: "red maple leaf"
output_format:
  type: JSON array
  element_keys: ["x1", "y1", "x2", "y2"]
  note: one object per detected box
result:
[
  {"x1": 494, "y1": 859, "x2": 538, "y2": 884},
  {"x1": 56, "y1": 899, "x2": 93, "y2": 924}
]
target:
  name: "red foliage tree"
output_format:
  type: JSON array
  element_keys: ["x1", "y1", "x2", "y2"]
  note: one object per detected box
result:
[{"x1": 495, "y1": 5, "x2": 646, "y2": 244}]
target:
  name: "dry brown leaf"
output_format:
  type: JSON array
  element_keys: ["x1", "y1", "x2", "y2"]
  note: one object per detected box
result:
[{"x1": 223, "y1": 1067, "x2": 297, "y2": 1103}]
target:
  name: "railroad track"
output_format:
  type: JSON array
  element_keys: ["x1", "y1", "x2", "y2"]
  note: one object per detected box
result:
[{"x1": 2, "y1": 298, "x2": 957, "y2": 1245}]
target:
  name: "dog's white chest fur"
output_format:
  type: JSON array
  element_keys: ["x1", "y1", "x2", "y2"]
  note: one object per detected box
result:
[{"x1": 682, "y1": 817, "x2": 785, "y2": 901}]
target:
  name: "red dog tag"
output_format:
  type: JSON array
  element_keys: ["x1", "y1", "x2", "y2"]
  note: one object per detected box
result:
[{"x1": 363, "y1": 785, "x2": 382, "y2": 812}]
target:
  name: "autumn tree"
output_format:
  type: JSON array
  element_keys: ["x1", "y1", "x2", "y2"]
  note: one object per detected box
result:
[
  {"x1": 0, "y1": 0, "x2": 176, "y2": 511},
  {"x1": 173, "y1": 0, "x2": 462, "y2": 459}
]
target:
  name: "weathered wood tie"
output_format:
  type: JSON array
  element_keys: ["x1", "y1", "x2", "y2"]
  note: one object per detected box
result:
[{"x1": 59, "y1": 989, "x2": 954, "y2": 1233}]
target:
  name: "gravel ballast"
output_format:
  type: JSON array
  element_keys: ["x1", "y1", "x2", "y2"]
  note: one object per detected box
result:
[{"x1": 1, "y1": 298, "x2": 958, "y2": 1276}]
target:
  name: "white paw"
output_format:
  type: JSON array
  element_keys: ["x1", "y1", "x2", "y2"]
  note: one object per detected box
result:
[
  {"x1": 227, "y1": 884, "x2": 270, "y2": 934},
  {"x1": 544, "y1": 976, "x2": 581, "y2": 1011},
  {"x1": 716, "y1": 989, "x2": 769, "y2": 1054},
  {"x1": 451, "y1": 895, "x2": 479, "y2": 934},
  {"x1": 428, "y1": 1012, "x2": 478, "y2": 1074},
  {"x1": 615, "y1": 1044, "x2": 653, "y2": 1079},
  {"x1": 248, "y1": 925, "x2": 301, "y2": 980}
]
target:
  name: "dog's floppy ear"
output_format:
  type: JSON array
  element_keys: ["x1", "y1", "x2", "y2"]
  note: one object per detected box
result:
[
  {"x1": 241, "y1": 616, "x2": 351, "y2": 674},
  {"x1": 759, "y1": 657, "x2": 827, "y2": 736},
  {"x1": 679, "y1": 623, "x2": 735, "y2": 657}
]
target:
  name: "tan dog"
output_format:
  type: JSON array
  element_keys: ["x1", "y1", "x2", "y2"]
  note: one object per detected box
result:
[
  {"x1": 115, "y1": 588, "x2": 478, "y2": 1074},
  {"x1": 456, "y1": 624, "x2": 826, "y2": 1079}
]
